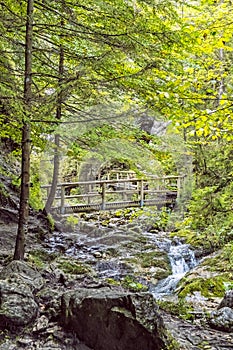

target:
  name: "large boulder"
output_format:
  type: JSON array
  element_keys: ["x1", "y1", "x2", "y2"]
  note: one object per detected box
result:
[
  {"x1": 0, "y1": 260, "x2": 44, "y2": 291},
  {"x1": 209, "y1": 289, "x2": 233, "y2": 332},
  {"x1": 0, "y1": 275, "x2": 38, "y2": 328},
  {"x1": 218, "y1": 289, "x2": 233, "y2": 310},
  {"x1": 61, "y1": 287, "x2": 167, "y2": 350},
  {"x1": 209, "y1": 307, "x2": 233, "y2": 332},
  {"x1": 0, "y1": 261, "x2": 43, "y2": 329}
]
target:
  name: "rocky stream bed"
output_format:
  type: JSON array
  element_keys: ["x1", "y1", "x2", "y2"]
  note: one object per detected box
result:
[{"x1": 0, "y1": 209, "x2": 233, "y2": 350}]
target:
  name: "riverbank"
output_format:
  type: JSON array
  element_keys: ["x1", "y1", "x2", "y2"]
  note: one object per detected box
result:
[{"x1": 0, "y1": 209, "x2": 232, "y2": 349}]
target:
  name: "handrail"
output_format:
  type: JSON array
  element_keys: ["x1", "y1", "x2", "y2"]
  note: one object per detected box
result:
[
  {"x1": 40, "y1": 175, "x2": 185, "y2": 188},
  {"x1": 41, "y1": 175, "x2": 186, "y2": 214}
]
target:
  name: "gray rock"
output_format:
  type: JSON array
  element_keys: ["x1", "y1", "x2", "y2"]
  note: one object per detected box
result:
[
  {"x1": 33, "y1": 315, "x2": 49, "y2": 332},
  {"x1": 0, "y1": 340, "x2": 18, "y2": 350},
  {"x1": 0, "y1": 208, "x2": 18, "y2": 224},
  {"x1": 0, "y1": 260, "x2": 44, "y2": 291},
  {"x1": 0, "y1": 275, "x2": 38, "y2": 328},
  {"x1": 218, "y1": 289, "x2": 233, "y2": 310},
  {"x1": 61, "y1": 287, "x2": 167, "y2": 350},
  {"x1": 138, "y1": 115, "x2": 170, "y2": 136},
  {"x1": 209, "y1": 307, "x2": 233, "y2": 332}
]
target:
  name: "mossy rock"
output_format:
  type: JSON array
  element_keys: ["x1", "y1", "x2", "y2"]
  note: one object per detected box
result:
[
  {"x1": 202, "y1": 245, "x2": 233, "y2": 274},
  {"x1": 121, "y1": 275, "x2": 148, "y2": 292},
  {"x1": 157, "y1": 298, "x2": 195, "y2": 321},
  {"x1": 57, "y1": 259, "x2": 91, "y2": 275},
  {"x1": 177, "y1": 275, "x2": 228, "y2": 298},
  {"x1": 151, "y1": 268, "x2": 171, "y2": 280},
  {"x1": 136, "y1": 250, "x2": 171, "y2": 270},
  {"x1": 27, "y1": 249, "x2": 58, "y2": 268}
]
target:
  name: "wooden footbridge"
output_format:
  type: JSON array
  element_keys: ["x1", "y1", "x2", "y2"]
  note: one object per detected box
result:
[{"x1": 41, "y1": 175, "x2": 185, "y2": 214}]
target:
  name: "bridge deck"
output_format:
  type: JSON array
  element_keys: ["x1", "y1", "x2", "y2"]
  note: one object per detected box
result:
[{"x1": 41, "y1": 176, "x2": 184, "y2": 214}]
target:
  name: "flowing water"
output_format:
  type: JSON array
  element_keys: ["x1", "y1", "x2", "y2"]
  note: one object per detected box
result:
[
  {"x1": 149, "y1": 236, "x2": 197, "y2": 297},
  {"x1": 46, "y1": 225, "x2": 197, "y2": 296}
]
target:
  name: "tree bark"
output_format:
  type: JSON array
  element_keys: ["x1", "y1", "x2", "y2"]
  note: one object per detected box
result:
[{"x1": 14, "y1": 0, "x2": 34, "y2": 260}]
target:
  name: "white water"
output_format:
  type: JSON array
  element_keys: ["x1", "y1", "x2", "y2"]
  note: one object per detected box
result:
[{"x1": 149, "y1": 237, "x2": 197, "y2": 297}]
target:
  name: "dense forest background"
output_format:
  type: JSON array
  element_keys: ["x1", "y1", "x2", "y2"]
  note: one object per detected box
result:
[{"x1": 0, "y1": 0, "x2": 232, "y2": 266}]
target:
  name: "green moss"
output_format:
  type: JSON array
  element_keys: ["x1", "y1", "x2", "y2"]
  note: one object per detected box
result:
[
  {"x1": 105, "y1": 278, "x2": 121, "y2": 286},
  {"x1": 122, "y1": 275, "x2": 148, "y2": 292},
  {"x1": 47, "y1": 213, "x2": 55, "y2": 231},
  {"x1": 170, "y1": 228, "x2": 203, "y2": 248},
  {"x1": 164, "y1": 331, "x2": 180, "y2": 350},
  {"x1": 203, "y1": 243, "x2": 233, "y2": 273},
  {"x1": 66, "y1": 215, "x2": 79, "y2": 229},
  {"x1": 158, "y1": 298, "x2": 195, "y2": 321},
  {"x1": 136, "y1": 250, "x2": 171, "y2": 270},
  {"x1": 57, "y1": 260, "x2": 90, "y2": 275},
  {"x1": 123, "y1": 250, "x2": 171, "y2": 280},
  {"x1": 152, "y1": 268, "x2": 171, "y2": 280},
  {"x1": 27, "y1": 249, "x2": 57, "y2": 268},
  {"x1": 177, "y1": 275, "x2": 227, "y2": 298}
]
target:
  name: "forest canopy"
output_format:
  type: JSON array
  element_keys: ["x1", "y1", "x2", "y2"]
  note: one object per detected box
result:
[{"x1": 0, "y1": 0, "x2": 233, "y2": 258}]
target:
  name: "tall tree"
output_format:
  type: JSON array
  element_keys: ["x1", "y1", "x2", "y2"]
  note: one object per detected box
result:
[
  {"x1": 14, "y1": 0, "x2": 34, "y2": 260},
  {"x1": 43, "y1": 1, "x2": 65, "y2": 214}
]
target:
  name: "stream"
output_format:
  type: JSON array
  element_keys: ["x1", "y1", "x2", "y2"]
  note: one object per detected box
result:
[
  {"x1": 47, "y1": 224, "x2": 198, "y2": 297},
  {"x1": 138, "y1": 231, "x2": 197, "y2": 297},
  {"x1": 149, "y1": 238, "x2": 197, "y2": 297}
]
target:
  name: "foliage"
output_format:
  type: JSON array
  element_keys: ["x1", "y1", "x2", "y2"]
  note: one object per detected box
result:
[
  {"x1": 177, "y1": 275, "x2": 228, "y2": 298},
  {"x1": 121, "y1": 275, "x2": 148, "y2": 292},
  {"x1": 27, "y1": 249, "x2": 57, "y2": 268},
  {"x1": 66, "y1": 215, "x2": 79, "y2": 229},
  {"x1": 163, "y1": 331, "x2": 180, "y2": 350},
  {"x1": 57, "y1": 259, "x2": 91, "y2": 275},
  {"x1": 30, "y1": 158, "x2": 44, "y2": 210},
  {"x1": 158, "y1": 298, "x2": 195, "y2": 322},
  {"x1": 202, "y1": 242, "x2": 233, "y2": 274}
]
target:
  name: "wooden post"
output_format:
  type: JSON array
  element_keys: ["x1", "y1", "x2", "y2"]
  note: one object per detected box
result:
[
  {"x1": 139, "y1": 180, "x2": 144, "y2": 207},
  {"x1": 101, "y1": 182, "x2": 106, "y2": 210},
  {"x1": 123, "y1": 180, "x2": 127, "y2": 200},
  {"x1": 60, "y1": 186, "x2": 65, "y2": 214},
  {"x1": 88, "y1": 184, "x2": 91, "y2": 204},
  {"x1": 177, "y1": 176, "x2": 182, "y2": 200}
]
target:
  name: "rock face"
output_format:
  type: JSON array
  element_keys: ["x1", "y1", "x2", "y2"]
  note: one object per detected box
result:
[
  {"x1": 0, "y1": 260, "x2": 44, "y2": 290},
  {"x1": 61, "y1": 288, "x2": 167, "y2": 350},
  {"x1": 0, "y1": 261, "x2": 43, "y2": 329},
  {"x1": 218, "y1": 289, "x2": 233, "y2": 309},
  {"x1": 209, "y1": 307, "x2": 233, "y2": 332},
  {"x1": 0, "y1": 276, "x2": 38, "y2": 328},
  {"x1": 209, "y1": 290, "x2": 233, "y2": 332}
]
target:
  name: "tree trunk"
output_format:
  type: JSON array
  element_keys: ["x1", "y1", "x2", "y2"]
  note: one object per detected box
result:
[
  {"x1": 43, "y1": 12, "x2": 64, "y2": 215},
  {"x1": 14, "y1": 0, "x2": 34, "y2": 260}
]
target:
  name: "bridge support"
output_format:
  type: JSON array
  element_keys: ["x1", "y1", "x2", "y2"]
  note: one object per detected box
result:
[
  {"x1": 101, "y1": 182, "x2": 106, "y2": 210},
  {"x1": 139, "y1": 180, "x2": 144, "y2": 207},
  {"x1": 60, "y1": 186, "x2": 65, "y2": 214}
]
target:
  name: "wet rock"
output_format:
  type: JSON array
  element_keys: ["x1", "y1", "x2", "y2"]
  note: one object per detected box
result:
[
  {"x1": 0, "y1": 275, "x2": 38, "y2": 328},
  {"x1": 0, "y1": 340, "x2": 18, "y2": 350},
  {"x1": 0, "y1": 260, "x2": 44, "y2": 291},
  {"x1": 0, "y1": 261, "x2": 43, "y2": 329},
  {"x1": 0, "y1": 208, "x2": 18, "y2": 224},
  {"x1": 61, "y1": 287, "x2": 167, "y2": 350},
  {"x1": 218, "y1": 289, "x2": 233, "y2": 309},
  {"x1": 33, "y1": 315, "x2": 49, "y2": 332},
  {"x1": 209, "y1": 306, "x2": 233, "y2": 332}
]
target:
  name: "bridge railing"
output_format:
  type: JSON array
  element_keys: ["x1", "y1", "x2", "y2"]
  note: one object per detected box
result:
[{"x1": 41, "y1": 175, "x2": 185, "y2": 214}]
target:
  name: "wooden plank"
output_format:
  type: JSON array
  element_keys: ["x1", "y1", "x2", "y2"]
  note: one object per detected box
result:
[{"x1": 43, "y1": 175, "x2": 184, "y2": 214}]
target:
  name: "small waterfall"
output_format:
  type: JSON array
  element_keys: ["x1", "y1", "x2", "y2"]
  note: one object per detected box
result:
[{"x1": 150, "y1": 238, "x2": 197, "y2": 297}]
